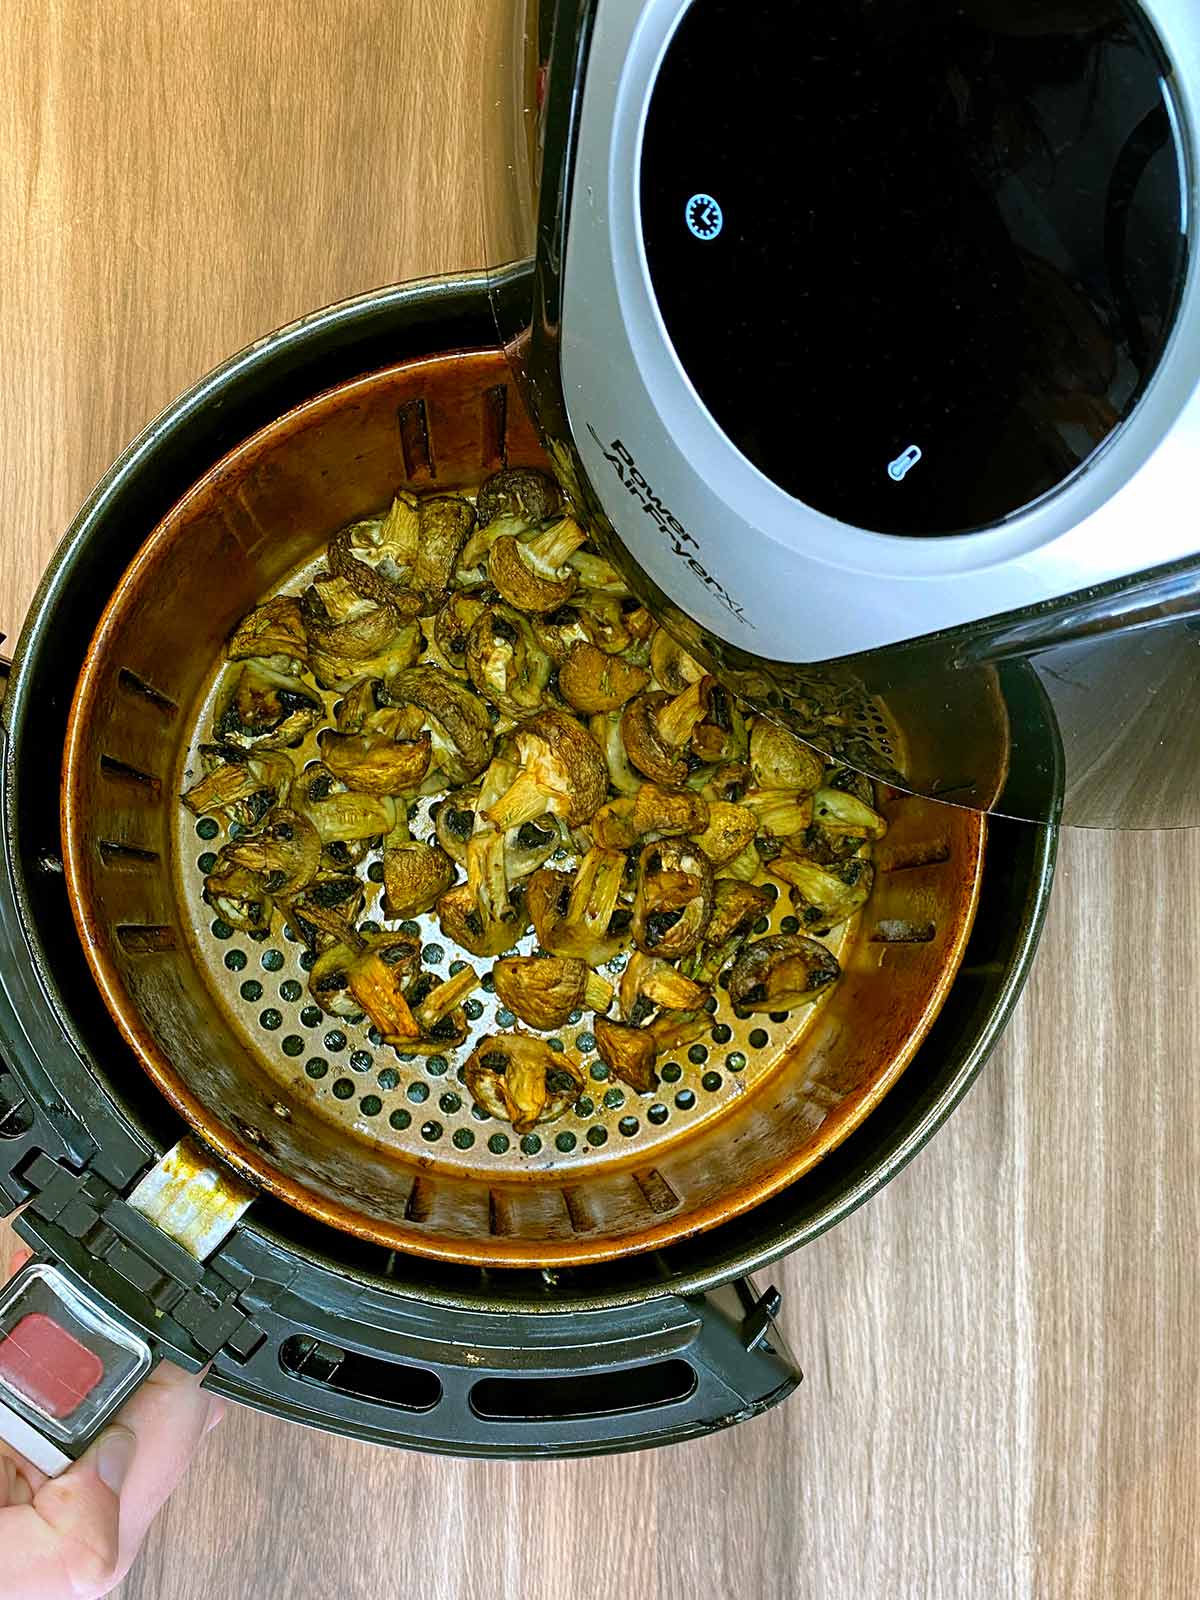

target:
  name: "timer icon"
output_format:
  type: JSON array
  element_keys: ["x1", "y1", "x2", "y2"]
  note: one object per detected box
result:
[{"x1": 685, "y1": 193, "x2": 724, "y2": 241}]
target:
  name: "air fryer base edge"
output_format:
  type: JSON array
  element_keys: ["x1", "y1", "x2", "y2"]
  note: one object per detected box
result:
[{"x1": 0, "y1": 275, "x2": 1056, "y2": 1458}]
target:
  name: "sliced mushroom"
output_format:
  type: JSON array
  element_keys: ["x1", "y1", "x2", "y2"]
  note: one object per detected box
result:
[
  {"x1": 621, "y1": 680, "x2": 712, "y2": 787},
  {"x1": 593, "y1": 1016, "x2": 658, "y2": 1095},
  {"x1": 475, "y1": 467, "x2": 562, "y2": 530},
  {"x1": 484, "y1": 710, "x2": 609, "y2": 829},
  {"x1": 619, "y1": 951, "x2": 709, "y2": 1025},
  {"x1": 224, "y1": 807, "x2": 321, "y2": 895},
  {"x1": 704, "y1": 879, "x2": 774, "y2": 948},
  {"x1": 488, "y1": 516, "x2": 588, "y2": 613},
  {"x1": 589, "y1": 710, "x2": 642, "y2": 796},
  {"x1": 319, "y1": 730, "x2": 432, "y2": 797},
  {"x1": 688, "y1": 801, "x2": 757, "y2": 867},
  {"x1": 382, "y1": 839, "x2": 456, "y2": 918},
  {"x1": 341, "y1": 933, "x2": 424, "y2": 1034},
  {"x1": 631, "y1": 838, "x2": 714, "y2": 960},
  {"x1": 750, "y1": 719, "x2": 826, "y2": 794},
  {"x1": 385, "y1": 964, "x2": 481, "y2": 1054},
  {"x1": 213, "y1": 660, "x2": 322, "y2": 749},
  {"x1": 591, "y1": 785, "x2": 708, "y2": 851},
  {"x1": 227, "y1": 596, "x2": 308, "y2": 669},
  {"x1": 769, "y1": 855, "x2": 875, "y2": 935},
  {"x1": 650, "y1": 630, "x2": 706, "y2": 695},
  {"x1": 433, "y1": 590, "x2": 488, "y2": 673},
  {"x1": 436, "y1": 823, "x2": 531, "y2": 959},
  {"x1": 299, "y1": 791, "x2": 397, "y2": 845},
  {"x1": 727, "y1": 934, "x2": 841, "y2": 1013},
  {"x1": 811, "y1": 788, "x2": 888, "y2": 842},
  {"x1": 181, "y1": 745, "x2": 293, "y2": 828},
  {"x1": 463, "y1": 1034, "x2": 583, "y2": 1133},
  {"x1": 384, "y1": 665, "x2": 494, "y2": 784},
  {"x1": 741, "y1": 789, "x2": 816, "y2": 838},
  {"x1": 464, "y1": 603, "x2": 553, "y2": 719},
  {"x1": 558, "y1": 642, "x2": 649, "y2": 714},
  {"x1": 413, "y1": 495, "x2": 475, "y2": 601},
  {"x1": 492, "y1": 955, "x2": 613, "y2": 1032},
  {"x1": 527, "y1": 847, "x2": 626, "y2": 966},
  {"x1": 202, "y1": 861, "x2": 272, "y2": 935},
  {"x1": 690, "y1": 684, "x2": 748, "y2": 767},
  {"x1": 532, "y1": 598, "x2": 630, "y2": 662},
  {"x1": 283, "y1": 873, "x2": 365, "y2": 952}
]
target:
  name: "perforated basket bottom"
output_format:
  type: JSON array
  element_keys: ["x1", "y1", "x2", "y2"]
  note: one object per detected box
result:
[{"x1": 172, "y1": 564, "x2": 861, "y2": 1181}]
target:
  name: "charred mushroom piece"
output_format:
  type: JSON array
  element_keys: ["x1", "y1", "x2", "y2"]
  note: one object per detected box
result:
[
  {"x1": 464, "y1": 603, "x2": 553, "y2": 719},
  {"x1": 558, "y1": 641, "x2": 649, "y2": 714},
  {"x1": 488, "y1": 517, "x2": 588, "y2": 613},
  {"x1": 593, "y1": 1016, "x2": 659, "y2": 1094},
  {"x1": 224, "y1": 807, "x2": 321, "y2": 896},
  {"x1": 631, "y1": 838, "x2": 714, "y2": 960},
  {"x1": 227, "y1": 596, "x2": 308, "y2": 669},
  {"x1": 413, "y1": 495, "x2": 475, "y2": 601},
  {"x1": 527, "y1": 847, "x2": 626, "y2": 966},
  {"x1": 181, "y1": 745, "x2": 293, "y2": 828},
  {"x1": 769, "y1": 856, "x2": 875, "y2": 935},
  {"x1": 382, "y1": 839, "x2": 456, "y2": 918},
  {"x1": 727, "y1": 934, "x2": 841, "y2": 1013},
  {"x1": 589, "y1": 710, "x2": 643, "y2": 796},
  {"x1": 750, "y1": 719, "x2": 826, "y2": 794},
  {"x1": 385, "y1": 666, "x2": 494, "y2": 784},
  {"x1": 202, "y1": 861, "x2": 272, "y2": 935},
  {"x1": 619, "y1": 951, "x2": 709, "y2": 1025},
  {"x1": 213, "y1": 661, "x2": 322, "y2": 749},
  {"x1": 591, "y1": 785, "x2": 709, "y2": 851},
  {"x1": 433, "y1": 591, "x2": 488, "y2": 673},
  {"x1": 621, "y1": 680, "x2": 713, "y2": 788},
  {"x1": 475, "y1": 467, "x2": 562, "y2": 530},
  {"x1": 327, "y1": 499, "x2": 424, "y2": 615},
  {"x1": 484, "y1": 710, "x2": 609, "y2": 829},
  {"x1": 319, "y1": 731, "x2": 432, "y2": 797},
  {"x1": 463, "y1": 1033, "x2": 583, "y2": 1133},
  {"x1": 492, "y1": 955, "x2": 613, "y2": 1032},
  {"x1": 688, "y1": 801, "x2": 757, "y2": 867},
  {"x1": 650, "y1": 630, "x2": 706, "y2": 694},
  {"x1": 300, "y1": 791, "x2": 397, "y2": 845},
  {"x1": 742, "y1": 789, "x2": 816, "y2": 838}
]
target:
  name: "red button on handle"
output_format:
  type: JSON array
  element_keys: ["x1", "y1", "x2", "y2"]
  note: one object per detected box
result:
[{"x1": 0, "y1": 1313, "x2": 107, "y2": 1420}]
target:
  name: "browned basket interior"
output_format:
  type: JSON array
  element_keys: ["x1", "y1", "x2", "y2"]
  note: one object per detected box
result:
[{"x1": 61, "y1": 348, "x2": 989, "y2": 1268}]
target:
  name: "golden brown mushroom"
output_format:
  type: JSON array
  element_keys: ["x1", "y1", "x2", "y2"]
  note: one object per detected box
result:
[
  {"x1": 463, "y1": 1033, "x2": 584, "y2": 1133},
  {"x1": 749, "y1": 718, "x2": 826, "y2": 794},
  {"x1": 202, "y1": 861, "x2": 273, "y2": 935},
  {"x1": 558, "y1": 642, "x2": 650, "y2": 714},
  {"x1": 591, "y1": 785, "x2": 709, "y2": 851},
  {"x1": 526, "y1": 847, "x2": 627, "y2": 967},
  {"x1": 631, "y1": 838, "x2": 714, "y2": 960},
  {"x1": 213, "y1": 661, "x2": 322, "y2": 750},
  {"x1": 688, "y1": 801, "x2": 757, "y2": 867},
  {"x1": 181, "y1": 744, "x2": 293, "y2": 828},
  {"x1": 384, "y1": 666, "x2": 494, "y2": 784},
  {"x1": 319, "y1": 731, "x2": 433, "y2": 797},
  {"x1": 588, "y1": 710, "x2": 643, "y2": 796},
  {"x1": 382, "y1": 839, "x2": 456, "y2": 918},
  {"x1": 649, "y1": 629, "x2": 706, "y2": 694},
  {"x1": 223, "y1": 807, "x2": 322, "y2": 895},
  {"x1": 464, "y1": 603, "x2": 553, "y2": 719},
  {"x1": 621, "y1": 679, "x2": 713, "y2": 787},
  {"x1": 433, "y1": 591, "x2": 488, "y2": 673},
  {"x1": 488, "y1": 516, "x2": 589, "y2": 613},
  {"x1": 484, "y1": 711, "x2": 609, "y2": 830},
  {"x1": 619, "y1": 951, "x2": 709, "y2": 1025},
  {"x1": 412, "y1": 495, "x2": 475, "y2": 601},
  {"x1": 492, "y1": 955, "x2": 613, "y2": 1031},
  {"x1": 769, "y1": 855, "x2": 875, "y2": 935},
  {"x1": 227, "y1": 596, "x2": 308, "y2": 669},
  {"x1": 593, "y1": 1016, "x2": 658, "y2": 1094},
  {"x1": 727, "y1": 934, "x2": 841, "y2": 1013}
]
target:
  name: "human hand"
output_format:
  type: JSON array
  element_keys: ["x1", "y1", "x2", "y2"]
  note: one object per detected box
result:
[{"x1": 0, "y1": 1217, "x2": 224, "y2": 1599}]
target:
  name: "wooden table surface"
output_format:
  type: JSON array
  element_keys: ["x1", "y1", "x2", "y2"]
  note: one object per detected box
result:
[{"x1": 3, "y1": 5, "x2": 1199, "y2": 1597}]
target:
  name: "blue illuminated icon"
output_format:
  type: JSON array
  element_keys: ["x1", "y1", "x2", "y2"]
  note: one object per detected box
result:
[
  {"x1": 685, "y1": 193, "x2": 724, "y2": 240},
  {"x1": 887, "y1": 444, "x2": 923, "y2": 482}
]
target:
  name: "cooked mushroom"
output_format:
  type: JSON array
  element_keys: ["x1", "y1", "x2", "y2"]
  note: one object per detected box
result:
[
  {"x1": 464, "y1": 603, "x2": 553, "y2": 719},
  {"x1": 741, "y1": 789, "x2": 816, "y2": 838},
  {"x1": 327, "y1": 499, "x2": 423, "y2": 615},
  {"x1": 319, "y1": 730, "x2": 432, "y2": 796},
  {"x1": 303, "y1": 582, "x2": 423, "y2": 690},
  {"x1": 202, "y1": 861, "x2": 273, "y2": 935},
  {"x1": 338, "y1": 933, "x2": 424, "y2": 1033},
  {"x1": 705, "y1": 879, "x2": 774, "y2": 948},
  {"x1": 492, "y1": 955, "x2": 613, "y2": 1031},
  {"x1": 299, "y1": 789, "x2": 397, "y2": 844},
  {"x1": 750, "y1": 719, "x2": 826, "y2": 794},
  {"x1": 558, "y1": 642, "x2": 649, "y2": 714},
  {"x1": 769, "y1": 855, "x2": 875, "y2": 935},
  {"x1": 227, "y1": 596, "x2": 308, "y2": 669},
  {"x1": 436, "y1": 822, "x2": 531, "y2": 959},
  {"x1": 527, "y1": 847, "x2": 626, "y2": 966},
  {"x1": 283, "y1": 873, "x2": 365, "y2": 952},
  {"x1": 631, "y1": 838, "x2": 714, "y2": 960},
  {"x1": 384, "y1": 666, "x2": 494, "y2": 784},
  {"x1": 223, "y1": 807, "x2": 322, "y2": 895},
  {"x1": 621, "y1": 679, "x2": 713, "y2": 787},
  {"x1": 588, "y1": 710, "x2": 642, "y2": 796},
  {"x1": 433, "y1": 591, "x2": 488, "y2": 673},
  {"x1": 213, "y1": 660, "x2": 322, "y2": 749},
  {"x1": 433, "y1": 795, "x2": 478, "y2": 867},
  {"x1": 649, "y1": 630, "x2": 706, "y2": 695},
  {"x1": 593, "y1": 1016, "x2": 658, "y2": 1094},
  {"x1": 382, "y1": 839, "x2": 456, "y2": 918},
  {"x1": 409, "y1": 495, "x2": 474, "y2": 599},
  {"x1": 727, "y1": 934, "x2": 841, "y2": 1012},
  {"x1": 720, "y1": 839, "x2": 763, "y2": 882},
  {"x1": 619, "y1": 951, "x2": 709, "y2": 1025},
  {"x1": 488, "y1": 516, "x2": 589, "y2": 613},
  {"x1": 811, "y1": 787, "x2": 888, "y2": 842},
  {"x1": 484, "y1": 710, "x2": 609, "y2": 829},
  {"x1": 475, "y1": 467, "x2": 563, "y2": 531},
  {"x1": 383, "y1": 964, "x2": 481, "y2": 1054},
  {"x1": 688, "y1": 801, "x2": 757, "y2": 867},
  {"x1": 532, "y1": 597, "x2": 631, "y2": 662},
  {"x1": 690, "y1": 684, "x2": 748, "y2": 767},
  {"x1": 334, "y1": 681, "x2": 426, "y2": 741},
  {"x1": 591, "y1": 784, "x2": 708, "y2": 850},
  {"x1": 566, "y1": 550, "x2": 628, "y2": 596},
  {"x1": 462, "y1": 1033, "x2": 583, "y2": 1133},
  {"x1": 181, "y1": 745, "x2": 293, "y2": 828}
]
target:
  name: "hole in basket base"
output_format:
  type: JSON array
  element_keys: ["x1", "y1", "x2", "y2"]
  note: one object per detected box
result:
[{"x1": 470, "y1": 1360, "x2": 697, "y2": 1422}]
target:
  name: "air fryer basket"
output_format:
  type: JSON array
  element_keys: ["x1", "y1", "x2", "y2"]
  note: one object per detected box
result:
[{"x1": 58, "y1": 335, "x2": 1002, "y2": 1270}]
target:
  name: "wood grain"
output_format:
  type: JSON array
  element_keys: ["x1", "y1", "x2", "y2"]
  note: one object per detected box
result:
[{"x1": 3, "y1": 5, "x2": 1200, "y2": 1598}]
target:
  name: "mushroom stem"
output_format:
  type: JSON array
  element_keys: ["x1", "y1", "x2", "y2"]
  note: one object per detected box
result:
[
  {"x1": 567, "y1": 848, "x2": 625, "y2": 942},
  {"x1": 527, "y1": 516, "x2": 588, "y2": 570},
  {"x1": 584, "y1": 970, "x2": 615, "y2": 1014},
  {"x1": 412, "y1": 965, "x2": 479, "y2": 1030},
  {"x1": 486, "y1": 769, "x2": 551, "y2": 830},
  {"x1": 654, "y1": 677, "x2": 711, "y2": 748},
  {"x1": 742, "y1": 790, "x2": 815, "y2": 837},
  {"x1": 467, "y1": 827, "x2": 516, "y2": 924}
]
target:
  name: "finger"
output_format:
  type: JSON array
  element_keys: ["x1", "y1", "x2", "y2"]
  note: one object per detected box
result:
[
  {"x1": 108, "y1": 1361, "x2": 222, "y2": 1568},
  {"x1": 0, "y1": 1449, "x2": 34, "y2": 1506},
  {"x1": 0, "y1": 1425, "x2": 133, "y2": 1600}
]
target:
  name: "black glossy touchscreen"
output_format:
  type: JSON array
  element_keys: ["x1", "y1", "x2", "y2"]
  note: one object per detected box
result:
[{"x1": 640, "y1": 1, "x2": 1188, "y2": 536}]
